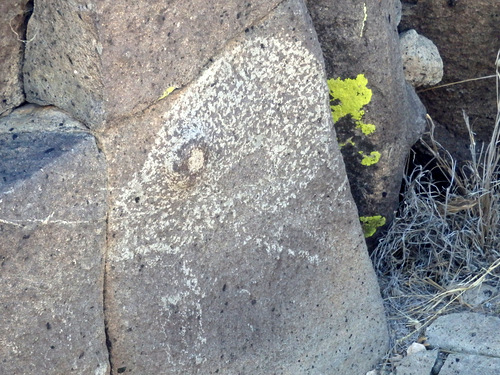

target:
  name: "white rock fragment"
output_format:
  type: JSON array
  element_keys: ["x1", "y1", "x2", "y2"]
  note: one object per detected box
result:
[
  {"x1": 399, "y1": 29, "x2": 443, "y2": 87},
  {"x1": 407, "y1": 342, "x2": 426, "y2": 356}
]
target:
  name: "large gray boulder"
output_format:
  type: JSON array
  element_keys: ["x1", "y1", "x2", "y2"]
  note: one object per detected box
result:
[
  {"x1": 23, "y1": 0, "x2": 281, "y2": 130},
  {"x1": 102, "y1": 0, "x2": 388, "y2": 373},
  {"x1": 0, "y1": 105, "x2": 109, "y2": 374},
  {"x1": 0, "y1": 0, "x2": 30, "y2": 115},
  {"x1": 3, "y1": 0, "x2": 390, "y2": 373},
  {"x1": 308, "y1": 0, "x2": 426, "y2": 245}
]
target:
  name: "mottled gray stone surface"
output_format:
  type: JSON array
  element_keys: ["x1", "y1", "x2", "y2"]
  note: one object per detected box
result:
[
  {"x1": 0, "y1": 105, "x2": 109, "y2": 375},
  {"x1": 461, "y1": 284, "x2": 500, "y2": 309},
  {"x1": 23, "y1": 0, "x2": 281, "y2": 130},
  {"x1": 440, "y1": 353, "x2": 500, "y2": 375},
  {"x1": 0, "y1": 0, "x2": 30, "y2": 116},
  {"x1": 400, "y1": 29, "x2": 443, "y2": 87},
  {"x1": 102, "y1": 0, "x2": 388, "y2": 373},
  {"x1": 426, "y1": 313, "x2": 500, "y2": 357},
  {"x1": 393, "y1": 349, "x2": 438, "y2": 375}
]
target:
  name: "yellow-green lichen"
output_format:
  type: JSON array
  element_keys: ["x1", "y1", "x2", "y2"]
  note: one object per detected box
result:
[
  {"x1": 359, "y1": 215, "x2": 386, "y2": 238},
  {"x1": 358, "y1": 151, "x2": 381, "y2": 166},
  {"x1": 328, "y1": 73, "x2": 381, "y2": 166},
  {"x1": 327, "y1": 74, "x2": 376, "y2": 136},
  {"x1": 328, "y1": 74, "x2": 371, "y2": 122},
  {"x1": 357, "y1": 122, "x2": 376, "y2": 136},
  {"x1": 339, "y1": 137, "x2": 356, "y2": 148},
  {"x1": 158, "y1": 86, "x2": 177, "y2": 101}
]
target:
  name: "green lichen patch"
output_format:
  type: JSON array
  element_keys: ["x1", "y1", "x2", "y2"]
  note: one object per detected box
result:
[
  {"x1": 327, "y1": 74, "x2": 372, "y2": 123},
  {"x1": 358, "y1": 151, "x2": 381, "y2": 166},
  {"x1": 158, "y1": 86, "x2": 177, "y2": 101},
  {"x1": 356, "y1": 122, "x2": 376, "y2": 136},
  {"x1": 359, "y1": 215, "x2": 386, "y2": 238},
  {"x1": 327, "y1": 74, "x2": 379, "y2": 165}
]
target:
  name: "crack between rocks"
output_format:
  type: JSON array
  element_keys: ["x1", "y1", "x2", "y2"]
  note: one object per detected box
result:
[
  {"x1": 92, "y1": 130, "x2": 115, "y2": 375},
  {"x1": 430, "y1": 350, "x2": 448, "y2": 375},
  {"x1": 18, "y1": 0, "x2": 34, "y2": 106},
  {"x1": 1, "y1": 0, "x2": 34, "y2": 118},
  {"x1": 105, "y1": 0, "x2": 288, "y2": 129}
]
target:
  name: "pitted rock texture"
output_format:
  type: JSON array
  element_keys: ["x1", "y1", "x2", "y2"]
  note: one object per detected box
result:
[
  {"x1": 393, "y1": 349, "x2": 439, "y2": 375},
  {"x1": 102, "y1": 0, "x2": 388, "y2": 373},
  {"x1": 426, "y1": 313, "x2": 500, "y2": 357},
  {"x1": 308, "y1": 0, "x2": 426, "y2": 247},
  {"x1": 0, "y1": 105, "x2": 109, "y2": 375},
  {"x1": 439, "y1": 353, "x2": 500, "y2": 375},
  {"x1": 400, "y1": 29, "x2": 443, "y2": 87},
  {"x1": 0, "y1": 0, "x2": 30, "y2": 115},
  {"x1": 23, "y1": 0, "x2": 282, "y2": 130}
]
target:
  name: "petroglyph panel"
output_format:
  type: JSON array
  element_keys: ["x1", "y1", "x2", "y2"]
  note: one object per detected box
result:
[{"x1": 103, "y1": 0, "x2": 388, "y2": 373}]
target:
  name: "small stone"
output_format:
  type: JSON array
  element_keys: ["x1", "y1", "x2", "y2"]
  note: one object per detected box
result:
[
  {"x1": 399, "y1": 29, "x2": 443, "y2": 87},
  {"x1": 407, "y1": 342, "x2": 426, "y2": 356}
]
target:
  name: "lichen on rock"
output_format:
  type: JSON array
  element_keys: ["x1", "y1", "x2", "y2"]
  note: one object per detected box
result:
[{"x1": 327, "y1": 74, "x2": 380, "y2": 165}]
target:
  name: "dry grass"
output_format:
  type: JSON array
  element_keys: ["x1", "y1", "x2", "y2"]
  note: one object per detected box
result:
[{"x1": 372, "y1": 49, "x2": 500, "y2": 359}]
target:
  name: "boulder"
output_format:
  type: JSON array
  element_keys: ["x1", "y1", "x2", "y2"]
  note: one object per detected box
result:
[
  {"x1": 426, "y1": 312, "x2": 500, "y2": 357},
  {"x1": 307, "y1": 0, "x2": 427, "y2": 245},
  {"x1": 23, "y1": 0, "x2": 282, "y2": 130},
  {"x1": 102, "y1": 0, "x2": 388, "y2": 373},
  {"x1": 400, "y1": 29, "x2": 443, "y2": 87},
  {"x1": 400, "y1": 0, "x2": 500, "y2": 161},
  {"x1": 440, "y1": 353, "x2": 500, "y2": 375},
  {"x1": 0, "y1": 0, "x2": 30, "y2": 116},
  {"x1": 393, "y1": 349, "x2": 439, "y2": 375},
  {"x1": 0, "y1": 105, "x2": 109, "y2": 374}
]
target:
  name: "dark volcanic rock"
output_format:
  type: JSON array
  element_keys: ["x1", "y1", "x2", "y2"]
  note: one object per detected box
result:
[
  {"x1": 0, "y1": 0, "x2": 31, "y2": 116},
  {"x1": 23, "y1": 0, "x2": 282, "y2": 130},
  {"x1": 400, "y1": 0, "x2": 499, "y2": 162},
  {"x1": 0, "y1": 105, "x2": 109, "y2": 375},
  {"x1": 102, "y1": 0, "x2": 388, "y2": 373},
  {"x1": 308, "y1": 0, "x2": 426, "y2": 245}
]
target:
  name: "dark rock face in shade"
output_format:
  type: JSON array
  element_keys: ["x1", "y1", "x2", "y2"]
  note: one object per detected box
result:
[
  {"x1": 308, "y1": 0, "x2": 426, "y2": 246},
  {"x1": 401, "y1": 0, "x2": 499, "y2": 163},
  {"x1": 0, "y1": 0, "x2": 31, "y2": 115}
]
